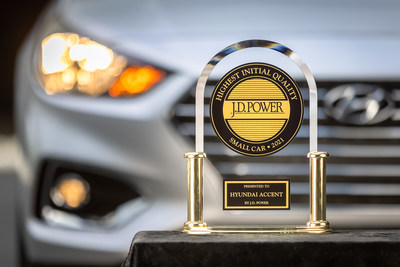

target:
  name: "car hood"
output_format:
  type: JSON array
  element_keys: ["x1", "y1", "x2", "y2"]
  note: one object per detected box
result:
[{"x1": 59, "y1": 0, "x2": 400, "y2": 79}]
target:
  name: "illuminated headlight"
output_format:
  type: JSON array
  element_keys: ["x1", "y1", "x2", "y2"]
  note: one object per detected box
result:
[
  {"x1": 50, "y1": 174, "x2": 90, "y2": 209},
  {"x1": 39, "y1": 160, "x2": 143, "y2": 229},
  {"x1": 38, "y1": 33, "x2": 165, "y2": 97}
]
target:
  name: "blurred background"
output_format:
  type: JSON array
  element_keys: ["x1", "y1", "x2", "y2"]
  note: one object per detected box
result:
[
  {"x1": 0, "y1": 0, "x2": 49, "y2": 131},
  {"x1": 0, "y1": 1, "x2": 48, "y2": 266}
]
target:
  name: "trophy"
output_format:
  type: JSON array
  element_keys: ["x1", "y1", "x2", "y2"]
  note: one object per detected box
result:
[{"x1": 183, "y1": 40, "x2": 331, "y2": 234}]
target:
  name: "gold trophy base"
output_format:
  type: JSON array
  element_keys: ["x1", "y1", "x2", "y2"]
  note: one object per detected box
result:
[
  {"x1": 183, "y1": 151, "x2": 332, "y2": 235},
  {"x1": 182, "y1": 223, "x2": 332, "y2": 235}
]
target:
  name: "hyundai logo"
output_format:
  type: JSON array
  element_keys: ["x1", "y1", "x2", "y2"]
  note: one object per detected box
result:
[{"x1": 324, "y1": 84, "x2": 395, "y2": 125}]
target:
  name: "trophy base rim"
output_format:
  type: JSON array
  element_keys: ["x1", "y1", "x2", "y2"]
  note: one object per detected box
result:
[{"x1": 182, "y1": 224, "x2": 332, "y2": 235}]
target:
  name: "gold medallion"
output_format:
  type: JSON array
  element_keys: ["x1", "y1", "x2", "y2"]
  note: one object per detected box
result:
[{"x1": 210, "y1": 63, "x2": 303, "y2": 156}]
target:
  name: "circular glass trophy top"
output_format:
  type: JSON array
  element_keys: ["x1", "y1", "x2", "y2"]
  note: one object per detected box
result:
[{"x1": 210, "y1": 63, "x2": 303, "y2": 157}]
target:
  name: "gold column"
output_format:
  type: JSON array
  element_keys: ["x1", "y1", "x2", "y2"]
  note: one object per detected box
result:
[
  {"x1": 307, "y1": 151, "x2": 331, "y2": 230},
  {"x1": 183, "y1": 152, "x2": 207, "y2": 230}
]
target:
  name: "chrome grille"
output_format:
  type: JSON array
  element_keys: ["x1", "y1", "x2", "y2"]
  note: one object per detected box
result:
[{"x1": 172, "y1": 82, "x2": 400, "y2": 206}]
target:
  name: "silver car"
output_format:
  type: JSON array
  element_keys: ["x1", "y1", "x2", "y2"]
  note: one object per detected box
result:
[{"x1": 15, "y1": 0, "x2": 400, "y2": 266}]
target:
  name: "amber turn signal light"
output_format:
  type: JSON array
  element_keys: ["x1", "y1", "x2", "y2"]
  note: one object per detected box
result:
[{"x1": 109, "y1": 66, "x2": 165, "y2": 97}]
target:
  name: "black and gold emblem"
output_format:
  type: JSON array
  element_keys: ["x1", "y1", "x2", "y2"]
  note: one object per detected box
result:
[{"x1": 210, "y1": 63, "x2": 303, "y2": 156}]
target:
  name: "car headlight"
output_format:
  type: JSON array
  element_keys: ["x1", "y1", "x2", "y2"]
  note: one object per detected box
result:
[
  {"x1": 38, "y1": 32, "x2": 166, "y2": 97},
  {"x1": 38, "y1": 160, "x2": 144, "y2": 229}
]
